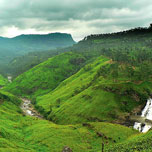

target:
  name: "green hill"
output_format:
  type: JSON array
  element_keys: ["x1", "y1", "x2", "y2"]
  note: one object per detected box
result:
[
  {"x1": 7, "y1": 49, "x2": 67, "y2": 78},
  {"x1": 0, "y1": 91, "x2": 138, "y2": 151},
  {"x1": 4, "y1": 25, "x2": 152, "y2": 125},
  {"x1": 0, "y1": 75, "x2": 8, "y2": 87},
  {"x1": 35, "y1": 55, "x2": 152, "y2": 125},
  {"x1": 4, "y1": 52, "x2": 86, "y2": 98},
  {"x1": 105, "y1": 129, "x2": 152, "y2": 152}
]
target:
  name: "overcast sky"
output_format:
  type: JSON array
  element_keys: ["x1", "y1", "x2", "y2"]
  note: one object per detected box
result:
[{"x1": 0, "y1": 0, "x2": 152, "y2": 41}]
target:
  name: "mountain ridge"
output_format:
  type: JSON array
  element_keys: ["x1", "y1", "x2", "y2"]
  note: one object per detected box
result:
[{"x1": 0, "y1": 32, "x2": 76, "y2": 66}]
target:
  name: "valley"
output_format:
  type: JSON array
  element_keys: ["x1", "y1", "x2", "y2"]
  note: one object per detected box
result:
[{"x1": 1, "y1": 25, "x2": 152, "y2": 151}]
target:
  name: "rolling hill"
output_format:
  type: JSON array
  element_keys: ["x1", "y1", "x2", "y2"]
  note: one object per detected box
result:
[{"x1": 4, "y1": 52, "x2": 86, "y2": 98}]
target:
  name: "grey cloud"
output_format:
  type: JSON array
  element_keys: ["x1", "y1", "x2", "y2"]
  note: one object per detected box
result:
[{"x1": 0, "y1": 0, "x2": 151, "y2": 41}]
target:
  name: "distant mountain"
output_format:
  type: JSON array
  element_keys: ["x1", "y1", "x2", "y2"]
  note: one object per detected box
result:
[{"x1": 0, "y1": 33, "x2": 76, "y2": 65}]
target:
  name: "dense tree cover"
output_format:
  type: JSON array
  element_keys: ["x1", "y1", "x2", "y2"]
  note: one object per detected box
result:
[
  {"x1": 69, "y1": 25, "x2": 152, "y2": 83},
  {"x1": 6, "y1": 25, "x2": 152, "y2": 78}
]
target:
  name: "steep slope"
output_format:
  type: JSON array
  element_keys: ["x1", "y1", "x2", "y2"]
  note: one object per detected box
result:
[
  {"x1": 4, "y1": 52, "x2": 86, "y2": 98},
  {"x1": 0, "y1": 91, "x2": 138, "y2": 151},
  {"x1": 35, "y1": 56, "x2": 152, "y2": 125}
]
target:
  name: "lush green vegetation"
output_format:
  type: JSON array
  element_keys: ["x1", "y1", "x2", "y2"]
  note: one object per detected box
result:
[
  {"x1": 5, "y1": 26, "x2": 152, "y2": 125},
  {"x1": 4, "y1": 52, "x2": 86, "y2": 98},
  {"x1": 105, "y1": 130, "x2": 152, "y2": 152},
  {"x1": 0, "y1": 91, "x2": 138, "y2": 151},
  {"x1": 35, "y1": 56, "x2": 152, "y2": 125},
  {"x1": 0, "y1": 75, "x2": 8, "y2": 87},
  {"x1": 3, "y1": 25, "x2": 152, "y2": 151}
]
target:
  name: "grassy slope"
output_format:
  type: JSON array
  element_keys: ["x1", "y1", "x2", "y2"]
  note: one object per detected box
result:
[
  {"x1": 0, "y1": 91, "x2": 138, "y2": 152},
  {"x1": 0, "y1": 75, "x2": 8, "y2": 87},
  {"x1": 4, "y1": 52, "x2": 85, "y2": 98},
  {"x1": 105, "y1": 130, "x2": 152, "y2": 152},
  {"x1": 35, "y1": 56, "x2": 152, "y2": 125}
]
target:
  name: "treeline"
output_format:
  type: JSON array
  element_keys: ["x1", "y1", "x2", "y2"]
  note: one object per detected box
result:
[{"x1": 84, "y1": 24, "x2": 152, "y2": 41}]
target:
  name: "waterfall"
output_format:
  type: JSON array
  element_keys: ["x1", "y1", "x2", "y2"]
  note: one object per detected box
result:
[
  {"x1": 7, "y1": 76, "x2": 12, "y2": 83},
  {"x1": 133, "y1": 99, "x2": 152, "y2": 133}
]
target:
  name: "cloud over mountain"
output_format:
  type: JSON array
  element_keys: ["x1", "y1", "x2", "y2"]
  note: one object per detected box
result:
[{"x1": 0, "y1": 0, "x2": 152, "y2": 41}]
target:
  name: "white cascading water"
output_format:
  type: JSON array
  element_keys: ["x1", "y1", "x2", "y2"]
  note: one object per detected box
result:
[
  {"x1": 134, "y1": 99, "x2": 152, "y2": 133},
  {"x1": 7, "y1": 76, "x2": 12, "y2": 83}
]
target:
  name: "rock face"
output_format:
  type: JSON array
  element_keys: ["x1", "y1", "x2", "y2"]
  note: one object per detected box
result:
[{"x1": 62, "y1": 146, "x2": 73, "y2": 152}]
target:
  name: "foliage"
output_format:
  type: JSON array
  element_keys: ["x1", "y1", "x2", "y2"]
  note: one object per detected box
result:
[
  {"x1": 105, "y1": 130, "x2": 152, "y2": 152},
  {"x1": 0, "y1": 91, "x2": 138, "y2": 151},
  {"x1": 0, "y1": 75, "x2": 8, "y2": 87},
  {"x1": 34, "y1": 56, "x2": 152, "y2": 125},
  {"x1": 4, "y1": 52, "x2": 86, "y2": 98}
]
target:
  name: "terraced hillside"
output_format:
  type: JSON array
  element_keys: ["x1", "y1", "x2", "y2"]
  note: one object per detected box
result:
[
  {"x1": 0, "y1": 91, "x2": 138, "y2": 152},
  {"x1": 35, "y1": 55, "x2": 152, "y2": 125}
]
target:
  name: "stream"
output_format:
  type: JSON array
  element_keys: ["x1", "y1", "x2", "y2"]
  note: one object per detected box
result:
[
  {"x1": 0, "y1": 76, "x2": 42, "y2": 118},
  {"x1": 21, "y1": 98, "x2": 43, "y2": 118},
  {"x1": 7, "y1": 76, "x2": 12, "y2": 83},
  {"x1": 133, "y1": 99, "x2": 152, "y2": 133}
]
